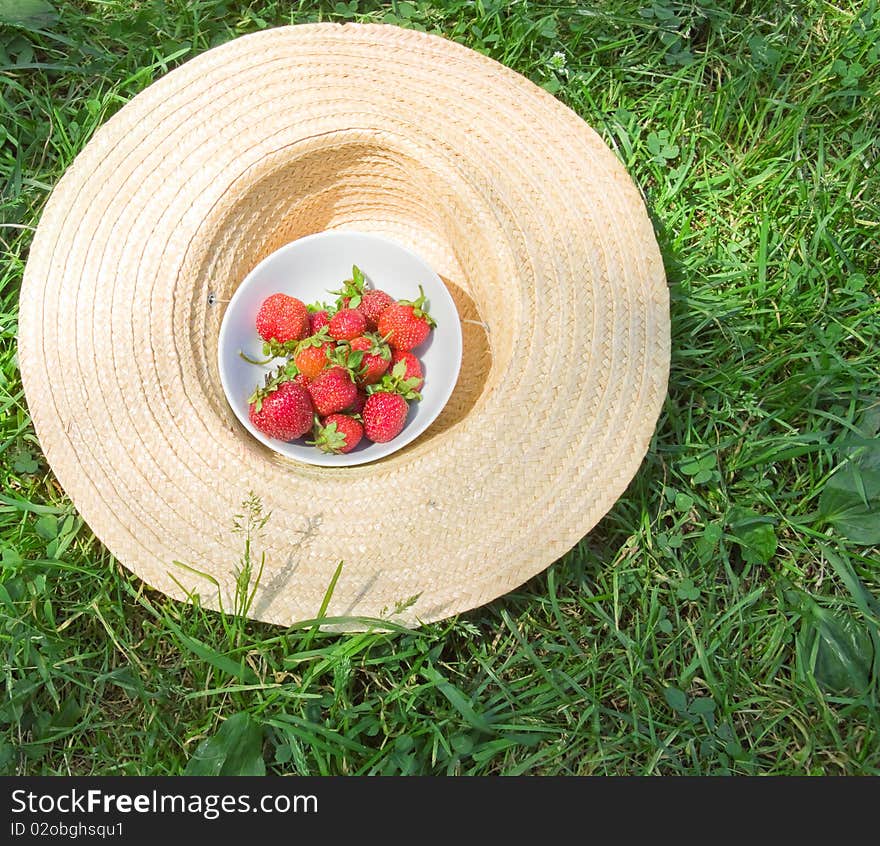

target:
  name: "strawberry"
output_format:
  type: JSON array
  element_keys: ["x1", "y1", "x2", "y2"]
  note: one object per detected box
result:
[
  {"x1": 330, "y1": 265, "x2": 394, "y2": 330},
  {"x1": 329, "y1": 308, "x2": 367, "y2": 341},
  {"x1": 389, "y1": 350, "x2": 424, "y2": 392},
  {"x1": 308, "y1": 309, "x2": 331, "y2": 335},
  {"x1": 293, "y1": 330, "x2": 333, "y2": 381},
  {"x1": 349, "y1": 334, "x2": 391, "y2": 385},
  {"x1": 309, "y1": 414, "x2": 363, "y2": 454},
  {"x1": 248, "y1": 379, "x2": 313, "y2": 441},
  {"x1": 362, "y1": 392, "x2": 409, "y2": 443},
  {"x1": 377, "y1": 286, "x2": 436, "y2": 351},
  {"x1": 358, "y1": 289, "x2": 395, "y2": 331},
  {"x1": 307, "y1": 366, "x2": 358, "y2": 416},
  {"x1": 346, "y1": 388, "x2": 368, "y2": 416},
  {"x1": 294, "y1": 344, "x2": 331, "y2": 382},
  {"x1": 256, "y1": 293, "x2": 309, "y2": 344}
]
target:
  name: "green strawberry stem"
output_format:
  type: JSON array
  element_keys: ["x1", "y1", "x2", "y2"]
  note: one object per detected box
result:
[
  {"x1": 327, "y1": 344, "x2": 363, "y2": 377},
  {"x1": 362, "y1": 332, "x2": 391, "y2": 359},
  {"x1": 330, "y1": 264, "x2": 368, "y2": 309},
  {"x1": 293, "y1": 326, "x2": 330, "y2": 357},
  {"x1": 397, "y1": 285, "x2": 437, "y2": 328},
  {"x1": 306, "y1": 418, "x2": 348, "y2": 454},
  {"x1": 239, "y1": 349, "x2": 275, "y2": 366},
  {"x1": 247, "y1": 361, "x2": 299, "y2": 412},
  {"x1": 365, "y1": 361, "x2": 423, "y2": 401}
]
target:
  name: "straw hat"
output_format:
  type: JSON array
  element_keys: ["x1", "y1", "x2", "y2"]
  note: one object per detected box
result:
[{"x1": 18, "y1": 24, "x2": 669, "y2": 628}]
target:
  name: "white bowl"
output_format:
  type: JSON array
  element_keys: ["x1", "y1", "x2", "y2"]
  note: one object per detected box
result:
[{"x1": 218, "y1": 231, "x2": 463, "y2": 466}]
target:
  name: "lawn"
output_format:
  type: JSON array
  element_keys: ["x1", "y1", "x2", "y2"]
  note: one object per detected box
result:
[{"x1": 1, "y1": 0, "x2": 878, "y2": 775}]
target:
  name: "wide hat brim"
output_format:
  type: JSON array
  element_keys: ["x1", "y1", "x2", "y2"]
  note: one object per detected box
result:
[{"x1": 18, "y1": 23, "x2": 669, "y2": 628}]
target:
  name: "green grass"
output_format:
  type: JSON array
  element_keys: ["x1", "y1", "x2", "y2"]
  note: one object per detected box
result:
[{"x1": 2, "y1": 0, "x2": 879, "y2": 775}]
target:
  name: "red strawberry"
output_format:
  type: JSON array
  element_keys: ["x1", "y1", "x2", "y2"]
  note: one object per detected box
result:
[
  {"x1": 309, "y1": 309, "x2": 331, "y2": 335},
  {"x1": 349, "y1": 334, "x2": 391, "y2": 385},
  {"x1": 307, "y1": 366, "x2": 357, "y2": 416},
  {"x1": 362, "y1": 392, "x2": 409, "y2": 443},
  {"x1": 377, "y1": 286, "x2": 436, "y2": 351},
  {"x1": 389, "y1": 350, "x2": 424, "y2": 392},
  {"x1": 310, "y1": 414, "x2": 363, "y2": 454},
  {"x1": 256, "y1": 293, "x2": 309, "y2": 344},
  {"x1": 329, "y1": 308, "x2": 367, "y2": 341},
  {"x1": 248, "y1": 380, "x2": 313, "y2": 441},
  {"x1": 357, "y1": 289, "x2": 395, "y2": 331},
  {"x1": 294, "y1": 337, "x2": 333, "y2": 382},
  {"x1": 346, "y1": 388, "x2": 368, "y2": 416}
]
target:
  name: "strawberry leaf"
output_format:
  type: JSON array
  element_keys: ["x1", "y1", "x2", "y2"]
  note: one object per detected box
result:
[
  {"x1": 398, "y1": 285, "x2": 437, "y2": 328},
  {"x1": 327, "y1": 345, "x2": 362, "y2": 378},
  {"x1": 330, "y1": 265, "x2": 367, "y2": 306},
  {"x1": 359, "y1": 332, "x2": 390, "y2": 358},
  {"x1": 367, "y1": 363, "x2": 422, "y2": 400},
  {"x1": 307, "y1": 419, "x2": 351, "y2": 454},
  {"x1": 248, "y1": 360, "x2": 299, "y2": 409},
  {"x1": 294, "y1": 328, "x2": 330, "y2": 356}
]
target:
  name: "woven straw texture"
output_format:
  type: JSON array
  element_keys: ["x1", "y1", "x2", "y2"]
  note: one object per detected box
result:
[{"x1": 18, "y1": 23, "x2": 670, "y2": 627}]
